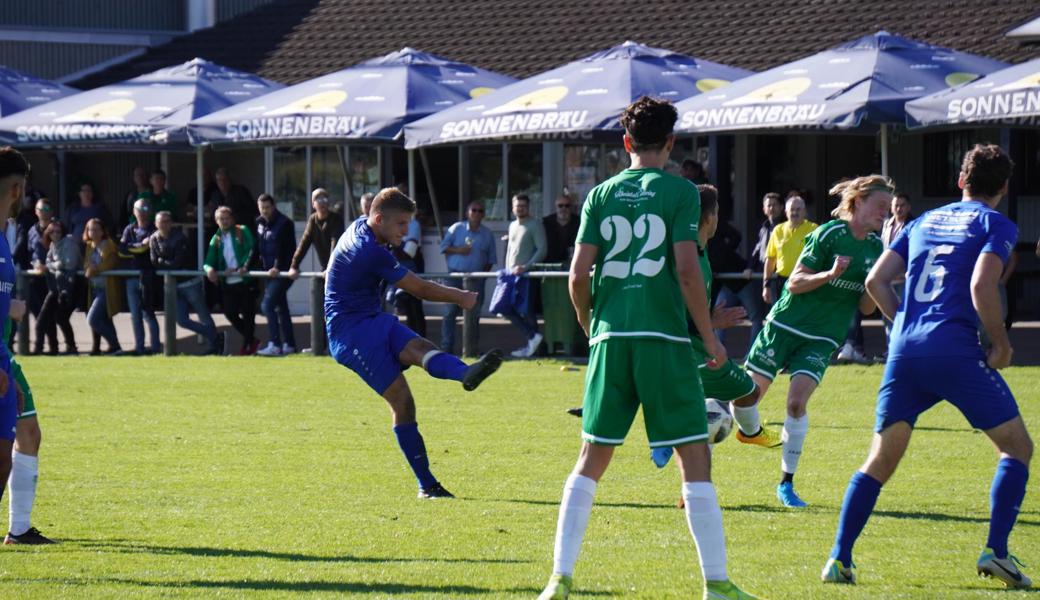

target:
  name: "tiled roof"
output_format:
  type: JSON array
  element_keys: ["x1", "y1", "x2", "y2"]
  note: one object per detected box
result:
[{"x1": 73, "y1": 0, "x2": 1040, "y2": 89}]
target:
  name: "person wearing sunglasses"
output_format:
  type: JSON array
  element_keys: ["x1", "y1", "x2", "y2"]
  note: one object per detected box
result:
[{"x1": 439, "y1": 201, "x2": 496, "y2": 355}]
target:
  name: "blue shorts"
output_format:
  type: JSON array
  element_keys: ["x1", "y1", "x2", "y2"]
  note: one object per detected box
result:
[
  {"x1": 329, "y1": 313, "x2": 420, "y2": 395},
  {"x1": 0, "y1": 364, "x2": 16, "y2": 441},
  {"x1": 875, "y1": 356, "x2": 1019, "y2": 433}
]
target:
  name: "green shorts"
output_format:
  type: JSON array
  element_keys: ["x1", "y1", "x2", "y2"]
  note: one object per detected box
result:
[
  {"x1": 582, "y1": 338, "x2": 707, "y2": 448},
  {"x1": 697, "y1": 356, "x2": 757, "y2": 402},
  {"x1": 745, "y1": 320, "x2": 837, "y2": 385},
  {"x1": 11, "y1": 359, "x2": 34, "y2": 420}
]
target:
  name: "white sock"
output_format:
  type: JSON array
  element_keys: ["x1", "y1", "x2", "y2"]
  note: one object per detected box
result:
[
  {"x1": 9, "y1": 451, "x2": 38, "y2": 536},
  {"x1": 731, "y1": 403, "x2": 762, "y2": 436},
  {"x1": 682, "y1": 481, "x2": 728, "y2": 582},
  {"x1": 551, "y1": 473, "x2": 597, "y2": 577},
  {"x1": 781, "y1": 414, "x2": 809, "y2": 475}
]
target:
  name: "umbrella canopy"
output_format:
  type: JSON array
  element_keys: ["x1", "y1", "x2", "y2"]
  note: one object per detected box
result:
[
  {"x1": 404, "y1": 41, "x2": 751, "y2": 148},
  {"x1": 187, "y1": 48, "x2": 516, "y2": 146},
  {"x1": 675, "y1": 31, "x2": 1007, "y2": 134},
  {"x1": 906, "y1": 57, "x2": 1040, "y2": 128},
  {"x1": 0, "y1": 58, "x2": 282, "y2": 150},
  {"x1": 0, "y1": 66, "x2": 78, "y2": 118}
]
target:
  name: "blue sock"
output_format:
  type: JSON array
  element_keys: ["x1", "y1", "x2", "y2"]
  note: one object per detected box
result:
[
  {"x1": 393, "y1": 423, "x2": 438, "y2": 490},
  {"x1": 830, "y1": 471, "x2": 883, "y2": 565},
  {"x1": 987, "y1": 457, "x2": 1029, "y2": 558},
  {"x1": 424, "y1": 351, "x2": 468, "y2": 382}
]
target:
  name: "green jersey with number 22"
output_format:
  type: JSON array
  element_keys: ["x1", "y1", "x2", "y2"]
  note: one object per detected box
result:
[{"x1": 577, "y1": 168, "x2": 701, "y2": 346}]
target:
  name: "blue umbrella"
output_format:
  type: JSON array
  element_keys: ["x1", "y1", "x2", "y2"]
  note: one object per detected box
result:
[
  {"x1": 0, "y1": 66, "x2": 78, "y2": 118},
  {"x1": 187, "y1": 48, "x2": 516, "y2": 146},
  {"x1": 906, "y1": 57, "x2": 1040, "y2": 129},
  {"x1": 0, "y1": 58, "x2": 282, "y2": 150},
  {"x1": 404, "y1": 41, "x2": 751, "y2": 148},
  {"x1": 674, "y1": 31, "x2": 1007, "y2": 133}
]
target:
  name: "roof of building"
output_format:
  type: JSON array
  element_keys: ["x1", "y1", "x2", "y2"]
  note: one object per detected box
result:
[{"x1": 72, "y1": 0, "x2": 1040, "y2": 89}]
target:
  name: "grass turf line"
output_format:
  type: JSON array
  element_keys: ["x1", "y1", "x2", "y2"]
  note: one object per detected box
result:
[{"x1": 0, "y1": 357, "x2": 1036, "y2": 599}]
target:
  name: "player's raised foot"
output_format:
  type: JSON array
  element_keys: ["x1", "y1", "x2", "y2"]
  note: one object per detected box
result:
[
  {"x1": 977, "y1": 547, "x2": 1032, "y2": 588},
  {"x1": 704, "y1": 579, "x2": 763, "y2": 599},
  {"x1": 4, "y1": 527, "x2": 57, "y2": 545},
  {"x1": 537, "y1": 573, "x2": 572, "y2": 600},
  {"x1": 651, "y1": 446, "x2": 673, "y2": 468},
  {"x1": 417, "y1": 483, "x2": 455, "y2": 499},
  {"x1": 566, "y1": 407, "x2": 583, "y2": 417},
  {"x1": 776, "y1": 482, "x2": 808, "y2": 508},
  {"x1": 462, "y1": 349, "x2": 503, "y2": 391},
  {"x1": 735, "y1": 426, "x2": 781, "y2": 448},
  {"x1": 820, "y1": 558, "x2": 855, "y2": 584}
]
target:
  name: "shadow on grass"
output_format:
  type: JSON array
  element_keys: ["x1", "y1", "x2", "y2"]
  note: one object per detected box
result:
[
  {"x1": 5, "y1": 577, "x2": 576, "y2": 595},
  {"x1": 70, "y1": 541, "x2": 530, "y2": 564},
  {"x1": 471, "y1": 497, "x2": 675, "y2": 509},
  {"x1": 874, "y1": 509, "x2": 1039, "y2": 527}
]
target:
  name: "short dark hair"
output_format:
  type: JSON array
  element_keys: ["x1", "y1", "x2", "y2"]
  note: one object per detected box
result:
[
  {"x1": 151, "y1": 168, "x2": 166, "y2": 178},
  {"x1": 961, "y1": 144, "x2": 1013, "y2": 198},
  {"x1": 512, "y1": 193, "x2": 530, "y2": 205},
  {"x1": 0, "y1": 147, "x2": 30, "y2": 181},
  {"x1": 895, "y1": 192, "x2": 910, "y2": 203},
  {"x1": 619, "y1": 96, "x2": 677, "y2": 152},
  {"x1": 371, "y1": 187, "x2": 416, "y2": 216},
  {"x1": 763, "y1": 192, "x2": 782, "y2": 204},
  {"x1": 683, "y1": 159, "x2": 703, "y2": 172},
  {"x1": 257, "y1": 193, "x2": 275, "y2": 205},
  {"x1": 697, "y1": 184, "x2": 718, "y2": 225}
]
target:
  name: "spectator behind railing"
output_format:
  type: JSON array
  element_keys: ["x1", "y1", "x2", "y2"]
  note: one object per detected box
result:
[
  {"x1": 255, "y1": 193, "x2": 296, "y2": 356},
  {"x1": 36, "y1": 221, "x2": 78, "y2": 354},
  {"x1": 150, "y1": 210, "x2": 220, "y2": 355},
  {"x1": 440, "y1": 201, "x2": 495, "y2": 355},
  {"x1": 83, "y1": 218, "x2": 123, "y2": 355},
  {"x1": 66, "y1": 182, "x2": 113, "y2": 243},
  {"x1": 120, "y1": 199, "x2": 160, "y2": 355},
  {"x1": 288, "y1": 188, "x2": 344, "y2": 278},
  {"x1": 25, "y1": 198, "x2": 53, "y2": 354},
  {"x1": 204, "y1": 206, "x2": 259, "y2": 356},
  {"x1": 136, "y1": 169, "x2": 177, "y2": 222}
]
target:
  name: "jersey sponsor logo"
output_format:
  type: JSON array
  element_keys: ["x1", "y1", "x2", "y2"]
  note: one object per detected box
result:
[
  {"x1": 828, "y1": 278, "x2": 866, "y2": 293},
  {"x1": 613, "y1": 181, "x2": 657, "y2": 203},
  {"x1": 0, "y1": 281, "x2": 14, "y2": 294}
]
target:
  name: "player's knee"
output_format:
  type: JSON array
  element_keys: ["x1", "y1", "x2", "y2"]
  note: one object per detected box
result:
[
  {"x1": 15, "y1": 419, "x2": 41, "y2": 454},
  {"x1": 786, "y1": 397, "x2": 808, "y2": 417}
]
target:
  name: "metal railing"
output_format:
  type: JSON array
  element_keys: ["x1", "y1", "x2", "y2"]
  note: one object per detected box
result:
[{"x1": 16, "y1": 269, "x2": 765, "y2": 358}]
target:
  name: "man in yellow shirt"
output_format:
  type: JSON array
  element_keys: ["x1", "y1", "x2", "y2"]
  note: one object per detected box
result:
[{"x1": 763, "y1": 195, "x2": 817, "y2": 304}]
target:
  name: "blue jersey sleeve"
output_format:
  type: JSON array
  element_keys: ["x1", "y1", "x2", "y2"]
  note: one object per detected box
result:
[
  {"x1": 980, "y1": 212, "x2": 1017, "y2": 265},
  {"x1": 366, "y1": 244, "x2": 409, "y2": 284},
  {"x1": 890, "y1": 219, "x2": 913, "y2": 263}
]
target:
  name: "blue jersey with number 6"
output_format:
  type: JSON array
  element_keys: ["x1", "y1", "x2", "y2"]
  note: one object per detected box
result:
[{"x1": 888, "y1": 199, "x2": 1016, "y2": 360}]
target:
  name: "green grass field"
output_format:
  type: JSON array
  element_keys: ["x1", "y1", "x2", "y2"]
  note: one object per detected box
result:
[{"x1": 0, "y1": 356, "x2": 1036, "y2": 599}]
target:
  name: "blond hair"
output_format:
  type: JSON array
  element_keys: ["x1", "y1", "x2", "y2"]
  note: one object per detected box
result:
[{"x1": 828, "y1": 175, "x2": 896, "y2": 220}]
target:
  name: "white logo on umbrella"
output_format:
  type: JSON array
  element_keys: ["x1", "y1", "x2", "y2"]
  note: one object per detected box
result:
[
  {"x1": 992, "y1": 72, "x2": 1040, "y2": 93},
  {"x1": 723, "y1": 77, "x2": 812, "y2": 106},
  {"x1": 53, "y1": 99, "x2": 136, "y2": 123},
  {"x1": 482, "y1": 86, "x2": 569, "y2": 116},
  {"x1": 263, "y1": 90, "x2": 349, "y2": 116}
]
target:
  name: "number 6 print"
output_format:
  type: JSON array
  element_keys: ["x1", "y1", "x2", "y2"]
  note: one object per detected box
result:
[{"x1": 599, "y1": 214, "x2": 667, "y2": 279}]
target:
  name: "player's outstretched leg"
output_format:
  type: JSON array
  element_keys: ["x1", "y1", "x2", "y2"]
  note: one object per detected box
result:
[
  {"x1": 381, "y1": 376, "x2": 453, "y2": 499},
  {"x1": 402, "y1": 336, "x2": 503, "y2": 392},
  {"x1": 461, "y1": 349, "x2": 503, "y2": 391},
  {"x1": 777, "y1": 375, "x2": 814, "y2": 508},
  {"x1": 674, "y1": 444, "x2": 764, "y2": 600},
  {"x1": 6, "y1": 414, "x2": 54, "y2": 545},
  {"x1": 823, "y1": 423, "x2": 910, "y2": 584},
  {"x1": 729, "y1": 381, "x2": 780, "y2": 449},
  {"x1": 978, "y1": 416, "x2": 1032, "y2": 589},
  {"x1": 538, "y1": 444, "x2": 612, "y2": 600}
]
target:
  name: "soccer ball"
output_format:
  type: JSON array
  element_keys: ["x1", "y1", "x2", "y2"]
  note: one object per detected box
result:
[{"x1": 705, "y1": 398, "x2": 733, "y2": 445}]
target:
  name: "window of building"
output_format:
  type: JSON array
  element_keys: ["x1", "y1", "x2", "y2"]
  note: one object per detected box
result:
[
  {"x1": 273, "y1": 146, "x2": 307, "y2": 221},
  {"x1": 310, "y1": 146, "x2": 345, "y2": 215},
  {"x1": 922, "y1": 129, "x2": 1002, "y2": 197},
  {"x1": 509, "y1": 143, "x2": 543, "y2": 215},
  {"x1": 470, "y1": 145, "x2": 505, "y2": 220}
]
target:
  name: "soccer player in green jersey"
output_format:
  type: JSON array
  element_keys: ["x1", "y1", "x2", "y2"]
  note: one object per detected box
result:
[
  {"x1": 745, "y1": 175, "x2": 893, "y2": 508},
  {"x1": 3, "y1": 311, "x2": 54, "y2": 544},
  {"x1": 538, "y1": 97, "x2": 762, "y2": 600}
]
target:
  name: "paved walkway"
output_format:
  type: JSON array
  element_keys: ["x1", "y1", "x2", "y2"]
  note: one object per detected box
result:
[{"x1": 17, "y1": 311, "x2": 1040, "y2": 366}]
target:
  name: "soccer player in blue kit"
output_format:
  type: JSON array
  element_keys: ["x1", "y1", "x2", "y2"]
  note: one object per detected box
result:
[
  {"x1": 822, "y1": 144, "x2": 1033, "y2": 588},
  {"x1": 325, "y1": 187, "x2": 503, "y2": 499},
  {"x1": 0, "y1": 148, "x2": 27, "y2": 517}
]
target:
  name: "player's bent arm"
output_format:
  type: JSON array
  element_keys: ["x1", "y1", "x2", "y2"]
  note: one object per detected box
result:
[
  {"x1": 972, "y1": 253, "x2": 1012, "y2": 362},
  {"x1": 787, "y1": 256, "x2": 846, "y2": 296},
  {"x1": 569, "y1": 243, "x2": 598, "y2": 336},
  {"x1": 865, "y1": 250, "x2": 905, "y2": 320},
  {"x1": 676, "y1": 241, "x2": 726, "y2": 366},
  {"x1": 395, "y1": 271, "x2": 467, "y2": 305}
]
